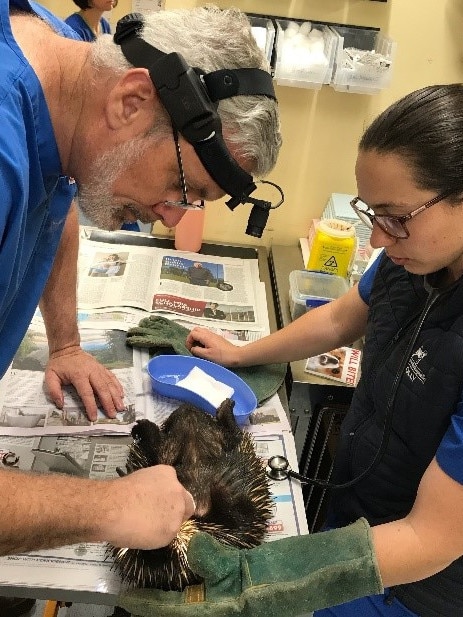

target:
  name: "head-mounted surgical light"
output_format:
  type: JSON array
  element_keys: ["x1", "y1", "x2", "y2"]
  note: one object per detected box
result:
[{"x1": 114, "y1": 13, "x2": 284, "y2": 237}]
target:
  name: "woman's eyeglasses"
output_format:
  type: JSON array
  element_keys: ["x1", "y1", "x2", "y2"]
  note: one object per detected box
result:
[
  {"x1": 350, "y1": 192, "x2": 451, "y2": 239},
  {"x1": 163, "y1": 129, "x2": 205, "y2": 211}
]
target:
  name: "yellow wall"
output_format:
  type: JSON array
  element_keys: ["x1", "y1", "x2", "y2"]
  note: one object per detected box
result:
[{"x1": 44, "y1": 0, "x2": 463, "y2": 246}]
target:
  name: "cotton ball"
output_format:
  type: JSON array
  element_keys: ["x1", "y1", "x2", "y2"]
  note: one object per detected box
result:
[
  {"x1": 280, "y1": 22, "x2": 328, "y2": 76},
  {"x1": 306, "y1": 38, "x2": 325, "y2": 55},
  {"x1": 306, "y1": 30, "x2": 323, "y2": 48},
  {"x1": 310, "y1": 49, "x2": 329, "y2": 67},
  {"x1": 308, "y1": 28, "x2": 324, "y2": 41},
  {"x1": 284, "y1": 21, "x2": 300, "y2": 39},
  {"x1": 299, "y1": 21, "x2": 312, "y2": 36},
  {"x1": 292, "y1": 32, "x2": 309, "y2": 48},
  {"x1": 280, "y1": 44, "x2": 302, "y2": 74}
]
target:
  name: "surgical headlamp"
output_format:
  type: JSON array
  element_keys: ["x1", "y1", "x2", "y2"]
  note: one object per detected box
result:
[{"x1": 114, "y1": 13, "x2": 284, "y2": 237}]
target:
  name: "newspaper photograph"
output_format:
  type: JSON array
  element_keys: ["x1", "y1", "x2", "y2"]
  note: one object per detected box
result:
[
  {"x1": 77, "y1": 307, "x2": 149, "y2": 331},
  {"x1": 138, "y1": 278, "x2": 269, "y2": 335}
]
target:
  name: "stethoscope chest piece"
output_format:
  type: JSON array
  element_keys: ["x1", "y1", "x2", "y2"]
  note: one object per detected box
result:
[{"x1": 267, "y1": 455, "x2": 291, "y2": 481}]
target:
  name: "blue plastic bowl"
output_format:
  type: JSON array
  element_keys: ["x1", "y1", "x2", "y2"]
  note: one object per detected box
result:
[{"x1": 146, "y1": 355, "x2": 257, "y2": 426}]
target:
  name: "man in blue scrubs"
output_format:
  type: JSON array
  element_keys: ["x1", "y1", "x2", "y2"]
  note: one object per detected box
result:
[
  {"x1": 0, "y1": 1, "x2": 280, "y2": 613},
  {"x1": 0, "y1": 0, "x2": 280, "y2": 419}
]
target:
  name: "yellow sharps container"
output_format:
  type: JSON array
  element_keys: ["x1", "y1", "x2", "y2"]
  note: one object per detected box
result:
[{"x1": 307, "y1": 219, "x2": 356, "y2": 278}]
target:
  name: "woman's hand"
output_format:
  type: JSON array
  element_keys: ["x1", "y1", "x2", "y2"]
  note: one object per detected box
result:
[{"x1": 186, "y1": 327, "x2": 242, "y2": 367}]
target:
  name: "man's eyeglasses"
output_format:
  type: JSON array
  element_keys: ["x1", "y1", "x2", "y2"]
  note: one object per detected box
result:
[
  {"x1": 163, "y1": 129, "x2": 205, "y2": 211},
  {"x1": 350, "y1": 192, "x2": 452, "y2": 239}
]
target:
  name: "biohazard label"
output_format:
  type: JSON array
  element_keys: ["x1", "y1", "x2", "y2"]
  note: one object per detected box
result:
[
  {"x1": 324, "y1": 256, "x2": 338, "y2": 268},
  {"x1": 307, "y1": 238, "x2": 354, "y2": 277}
]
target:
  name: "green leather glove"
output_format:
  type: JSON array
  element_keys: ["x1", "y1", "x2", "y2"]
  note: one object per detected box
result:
[
  {"x1": 126, "y1": 316, "x2": 286, "y2": 404},
  {"x1": 118, "y1": 518, "x2": 383, "y2": 617},
  {"x1": 126, "y1": 316, "x2": 190, "y2": 355}
]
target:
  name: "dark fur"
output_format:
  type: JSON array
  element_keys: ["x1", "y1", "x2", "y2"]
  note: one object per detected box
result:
[{"x1": 108, "y1": 399, "x2": 273, "y2": 590}]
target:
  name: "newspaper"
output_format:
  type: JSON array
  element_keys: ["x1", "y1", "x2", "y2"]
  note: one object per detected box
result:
[
  {"x1": 0, "y1": 307, "x2": 288, "y2": 438},
  {"x1": 0, "y1": 225, "x2": 277, "y2": 438},
  {"x1": 0, "y1": 431, "x2": 307, "y2": 598},
  {"x1": 0, "y1": 315, "x2": 149, "y2": 437},
  {"x1": 77, "y1": 235, "x2": 266, "y2": 331},
  {"x1": 75, "y1": 285, "x2": 271, "y2": 341}
]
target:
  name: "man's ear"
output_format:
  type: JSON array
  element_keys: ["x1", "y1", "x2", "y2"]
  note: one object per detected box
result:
[{"x1": 105, "y1": 68, "x2": 156, "y2": 133}]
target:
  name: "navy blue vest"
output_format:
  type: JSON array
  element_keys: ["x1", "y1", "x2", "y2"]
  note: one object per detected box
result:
[{"x1": 329, "y1": 255, "x2": 463, "y2": 616}]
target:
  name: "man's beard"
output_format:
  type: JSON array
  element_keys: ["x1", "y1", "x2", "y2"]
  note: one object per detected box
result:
[{"x1": 76, "y1": 137, "x2": 154, "y2": 231}]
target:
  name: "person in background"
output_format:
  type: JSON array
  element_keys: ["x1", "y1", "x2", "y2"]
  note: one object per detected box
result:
[
  {"x1": 182, "y1": 84, "x2": 463, "y2": 617},
  {"x1": 0, "y1": 2, "x2": 280, "y2": 614},
  {"x1": 65, "y1": 0, "x2": 114, "y2": 42},
  {"x1": 65, "y1": 0, "x2": 141, "y2": 232}
]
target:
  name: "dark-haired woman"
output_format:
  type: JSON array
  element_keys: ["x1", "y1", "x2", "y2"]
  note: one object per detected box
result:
[{"x1": 65, "y1": 0, "x2": 114, "y2": 42}]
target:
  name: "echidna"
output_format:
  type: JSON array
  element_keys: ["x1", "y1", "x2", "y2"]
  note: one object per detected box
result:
[{"x1": 107, "y1": 398, "x2": 274, "y2": 590}]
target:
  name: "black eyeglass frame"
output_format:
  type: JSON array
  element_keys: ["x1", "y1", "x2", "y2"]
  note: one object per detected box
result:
[
  {"x1": 163, "y1": 129, "x2": 205, "y2": 211},
  {"x1": 350, "y1": 192, "x2": 452, "y2": 239}
]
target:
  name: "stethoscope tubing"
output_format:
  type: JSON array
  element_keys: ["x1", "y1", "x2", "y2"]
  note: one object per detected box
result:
[{"x1": 267, "y1": 287, "x2": 441, "y2": 489}]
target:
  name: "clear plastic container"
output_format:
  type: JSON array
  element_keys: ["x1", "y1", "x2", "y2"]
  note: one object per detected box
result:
[
  {"x1": 274, "y1": 19, "x2": 337, "y2": 89},
  {"x1": 249, "y1": 15, "x2": 276, "y2": 66},
  {"x1": 329, "y1": 25, "x2": 396, "y2": 94},
  {"x1": 289, "y1": 270, "x2": 350, "y2": 320}
]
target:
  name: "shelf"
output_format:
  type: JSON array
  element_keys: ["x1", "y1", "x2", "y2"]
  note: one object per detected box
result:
[{"x1": 248, "y1": 12, "x2": 395, "y2": 94}]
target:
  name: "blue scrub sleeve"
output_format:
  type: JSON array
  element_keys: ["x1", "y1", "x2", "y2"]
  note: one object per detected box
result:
[
  {"x1": 358, "y1": 252, "x2": 382, "y2": 305},
  {"x1": 436, "y1": 394, "x2": 463, "y2": 485}
]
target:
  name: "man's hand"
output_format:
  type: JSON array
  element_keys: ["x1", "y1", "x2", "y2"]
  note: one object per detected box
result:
[
  {"x1": 39, "y1": 204, "x2": 124, "y2": 421},
  {"x1": 45, "y1": 346, "x2": 125, "y2": 421},
  {"x1": 0, "y1": 464, "x2": 195, "y2": 555},
  {"x1": 102, "y1": 466, "x2": 196, "y2": 549}
]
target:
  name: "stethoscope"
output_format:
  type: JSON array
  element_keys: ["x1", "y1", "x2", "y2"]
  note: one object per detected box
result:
[
  {"x1": 266, "y1": 286, "x2": 441, "y2": 490},
  {"x1": 267, "y1": 455, "x2": 310, "y2": 483}
]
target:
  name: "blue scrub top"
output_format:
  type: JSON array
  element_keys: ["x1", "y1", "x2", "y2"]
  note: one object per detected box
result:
[
  {"x1": 65, "y1": 12, "x2": 111, "y2": 42},
  {"x1": 0, "y1": 0, "x2": 78, "y2": 376}
]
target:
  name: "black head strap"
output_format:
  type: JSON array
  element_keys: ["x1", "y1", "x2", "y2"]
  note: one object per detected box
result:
[
  {"x1": 113, "y1": 13, "x2": 280, "y2": 235},
  {"x1": 203, "y1": 68, "x2": 276, "y2": 102}
]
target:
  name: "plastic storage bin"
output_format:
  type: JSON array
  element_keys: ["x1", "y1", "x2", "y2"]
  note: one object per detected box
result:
[
  {"x1": 249, "y1": 15, "x2": 276, "y2": 66},
  {"x1": 274, "y1": 19, "x2": 337, "y2": 89},
  {"x1": 289, "y1": 270, "x2": 350, "y2": 320},
  {"x1": 329, "y1": 25, "x2": 396, "y2": 94}
]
